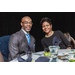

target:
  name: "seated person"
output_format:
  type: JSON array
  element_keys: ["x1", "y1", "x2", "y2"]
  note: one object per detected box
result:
[
  {"x1": 8, "y1": 16, "x2": 35, "y2": 61},
  {"x1": 40, "y1": 17, "x2": 72, "y2": 49},
  {"x1": 64, "y1": 32, "x2": 75, "y2": 48}
]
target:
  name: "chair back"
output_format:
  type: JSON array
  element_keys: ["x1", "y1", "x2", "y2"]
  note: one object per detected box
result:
[
  {"x1": 0, "y1": 35, "x2": 11, "y2": 61},
  {"x1": 64, "y1": 33, "x2": 75, "y2": 48},
  {"x1": 0, "y1": 51, "x2": 5, "y2": 62}
]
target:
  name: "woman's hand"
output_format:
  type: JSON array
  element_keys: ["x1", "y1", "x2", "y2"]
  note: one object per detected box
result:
[{"x1": 66, "y1": 47, "x2": 71, "y2": 49}]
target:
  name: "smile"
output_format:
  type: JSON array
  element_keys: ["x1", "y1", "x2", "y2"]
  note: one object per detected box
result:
[
  {"x1": 26, "y1": 26, "x2": 30, "y2": 29},
  {"x1": 45, "y1": 29, "x2": 49, "y2": 31}
]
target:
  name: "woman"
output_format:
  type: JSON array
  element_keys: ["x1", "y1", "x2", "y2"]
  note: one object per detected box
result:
[
  {"x1": 40, "y1": 17, "x2": 72, "y2": 49},
  {"x1": 64, "y1": 32, "x2": 75, "y2": 48}
]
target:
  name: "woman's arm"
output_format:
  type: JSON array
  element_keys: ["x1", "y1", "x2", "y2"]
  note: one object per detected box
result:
[
  {"x1": 66, "y1": 47, "x2": 71, "y2": 49},
  {"x1": 58, "y1": 30, "x2": 72, "y2": 49}
]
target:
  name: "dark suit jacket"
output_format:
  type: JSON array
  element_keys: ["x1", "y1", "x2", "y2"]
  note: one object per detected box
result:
[{"x1": 8, "y1": 30, "x2": 35, "y2": 61}]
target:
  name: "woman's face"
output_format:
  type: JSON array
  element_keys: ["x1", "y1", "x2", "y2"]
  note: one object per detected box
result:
[{"x1": 42, "y1": 21, "x2": 52, "y2": 34}]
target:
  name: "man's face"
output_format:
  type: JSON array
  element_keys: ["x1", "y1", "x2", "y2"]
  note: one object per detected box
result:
[{"x1": 21, "y1": 17, "x2": 33, "y2": 33}]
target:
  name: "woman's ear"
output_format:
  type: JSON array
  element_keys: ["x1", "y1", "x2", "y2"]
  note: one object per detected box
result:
[{"x1": 51, "y1": 24, "x2": 52, "y2": 30}]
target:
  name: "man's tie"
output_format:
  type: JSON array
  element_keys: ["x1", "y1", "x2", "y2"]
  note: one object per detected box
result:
[{"x1": 26, "y1": 34, "x2": 30, "y2": 44}]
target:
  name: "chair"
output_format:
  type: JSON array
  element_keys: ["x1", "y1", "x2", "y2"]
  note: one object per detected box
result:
[
  {"x1": 64, "y1": 32, "x2": 75, "y2": 48},
  {"x1": 0, "y1": 35, "x2": 11, "y2": 62},
  {"x1": 0, "y1": 51, "x2": 5, "y2": 62}
]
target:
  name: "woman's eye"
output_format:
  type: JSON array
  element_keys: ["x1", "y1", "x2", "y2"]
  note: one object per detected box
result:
[
  {"x1": 42, "y1": 26, "x2": 45, "y2": 28},
  {"x1": 46, "y1": 25, "x2": 49, "y2": 26},
  {"x1": 42, "y1": 25, "x2": 49, "y2": 28}
]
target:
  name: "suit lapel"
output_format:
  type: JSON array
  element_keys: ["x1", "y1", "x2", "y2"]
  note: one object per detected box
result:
[
  {"x1": 30, "y1": 35, "x2": 33, "y2": 45},
  {"x1": 20, "y1": 29, "x2": 33, "y2": 45},
  {"x1": 20, "y1": 30, "x2": 28, "y2": 44}
]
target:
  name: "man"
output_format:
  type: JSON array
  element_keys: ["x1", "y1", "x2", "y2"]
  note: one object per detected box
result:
[{"x1": 9, "y1": 16, "x2": 35, "y2": 61}]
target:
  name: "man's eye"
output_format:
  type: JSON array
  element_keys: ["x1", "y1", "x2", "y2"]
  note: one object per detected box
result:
[{"x1": 25, "y1": 22, "x2": 28, "y2": 24}]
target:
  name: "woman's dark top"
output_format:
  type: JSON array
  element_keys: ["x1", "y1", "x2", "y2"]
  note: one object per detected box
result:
[{"x1": 41, "y1": 30, "x2": 72, "y2": 49}]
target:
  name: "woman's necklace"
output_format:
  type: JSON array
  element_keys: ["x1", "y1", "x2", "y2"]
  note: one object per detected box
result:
[{"x1": 45, "y1": 31, "x2": 54, "y2": 38}]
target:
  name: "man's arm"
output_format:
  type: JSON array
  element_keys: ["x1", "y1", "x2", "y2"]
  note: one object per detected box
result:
[{"x1": 9, "y1": 34, "x2": 19, "y2": 60}]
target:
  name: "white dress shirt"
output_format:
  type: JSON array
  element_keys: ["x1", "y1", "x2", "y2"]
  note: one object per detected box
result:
[{"x1": 21, "y1": 29, "x2": 30, "y2": 41}]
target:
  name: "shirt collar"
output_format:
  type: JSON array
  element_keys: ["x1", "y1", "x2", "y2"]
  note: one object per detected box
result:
[{"x1": 21, "y1": 29, "x2": 29, "y2": 35}]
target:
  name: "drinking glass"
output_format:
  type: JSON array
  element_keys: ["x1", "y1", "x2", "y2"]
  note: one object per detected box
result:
[
  {"x1": 48, "y1": 46, "x2": 60, "y2": 62},
  {"x1": 48, "y1": 46, "x2": 60, "y2": 55}
]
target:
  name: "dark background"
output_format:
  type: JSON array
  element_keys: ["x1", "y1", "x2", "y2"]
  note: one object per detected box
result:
[{"x1": 0, "y1": 12, "x2": 75, "y2": 52}]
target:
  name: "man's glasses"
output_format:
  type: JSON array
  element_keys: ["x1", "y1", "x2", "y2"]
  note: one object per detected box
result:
[{"x1": 22, "y1": 22, "x2": 33, "y2": 25}]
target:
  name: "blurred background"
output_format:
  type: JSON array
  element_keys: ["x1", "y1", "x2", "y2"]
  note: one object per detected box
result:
[{"x1": 0, "y1": 12, "x2": 75, "y2": 51}]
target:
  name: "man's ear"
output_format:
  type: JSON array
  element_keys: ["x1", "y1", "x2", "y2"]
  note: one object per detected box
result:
[{"x1": 21, "y1": 22, "x2": 23, "y2": 26}]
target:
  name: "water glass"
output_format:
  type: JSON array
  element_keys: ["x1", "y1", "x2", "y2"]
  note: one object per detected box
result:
[
  {"x1": 48, "y1": 46, "x2": 60, "y2": 55},
  {"x1": 48, "y1": 46, "x2": 60, "y2": 62}
]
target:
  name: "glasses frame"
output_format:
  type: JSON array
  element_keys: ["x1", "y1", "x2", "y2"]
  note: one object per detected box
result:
[{"x1": 22, "y1": 21, "x2": 33, "y2": 25}]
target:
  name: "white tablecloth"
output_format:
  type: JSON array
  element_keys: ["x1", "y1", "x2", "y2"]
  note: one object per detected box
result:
[
  {"x1": 10, "y1": 49, "x2": 74, "y2": 62},
  {"x1": 58, "y1": 49, "x2": 75, "y2": 60},
  {"x1": 10, "y1": 51, "x2": 44, "y2": 62}
]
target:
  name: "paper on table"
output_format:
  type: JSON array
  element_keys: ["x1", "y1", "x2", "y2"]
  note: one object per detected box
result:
[
  {"x1": 58, "y1": 49, "x2": 75, "y2": 57},
  {"x1": 10, "y1": 58, "x2": 18, "y2": 62}
]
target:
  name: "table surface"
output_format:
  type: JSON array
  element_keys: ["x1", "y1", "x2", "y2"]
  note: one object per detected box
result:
[{"x1": 10, "y1": 49, "x2": 75, "y2": 62}]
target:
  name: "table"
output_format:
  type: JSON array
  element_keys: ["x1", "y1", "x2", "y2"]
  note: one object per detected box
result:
[
  {"x1": 10, "y1": 51, "x2": 44, "y2": 62},
  {"x1": 58, "y1": 49, "x2": 75, "y2": 61},
  {"x1": 10, "y1": 49, "x2": 75, "y2": 62}
]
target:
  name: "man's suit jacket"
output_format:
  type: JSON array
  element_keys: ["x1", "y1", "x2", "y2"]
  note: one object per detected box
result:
[{"x1": 8, "y1": 30, "x2": 35, "y2": 61}]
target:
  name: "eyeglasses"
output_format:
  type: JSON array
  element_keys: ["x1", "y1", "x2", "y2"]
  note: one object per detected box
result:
[
  {"x1": 42, "y1": 25, "x2": 50, "y2": 28},
  {"x1": 22, "y1": 21, "x2": 33, "y2": 25}
]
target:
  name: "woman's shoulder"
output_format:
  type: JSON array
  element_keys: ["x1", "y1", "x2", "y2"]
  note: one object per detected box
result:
[
  {"x1": 54, "y1": 30, "x2": 63, "y2": 34},
  {"x1": 55, "y1": 30, "x2": 62, "y2": 32}
]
